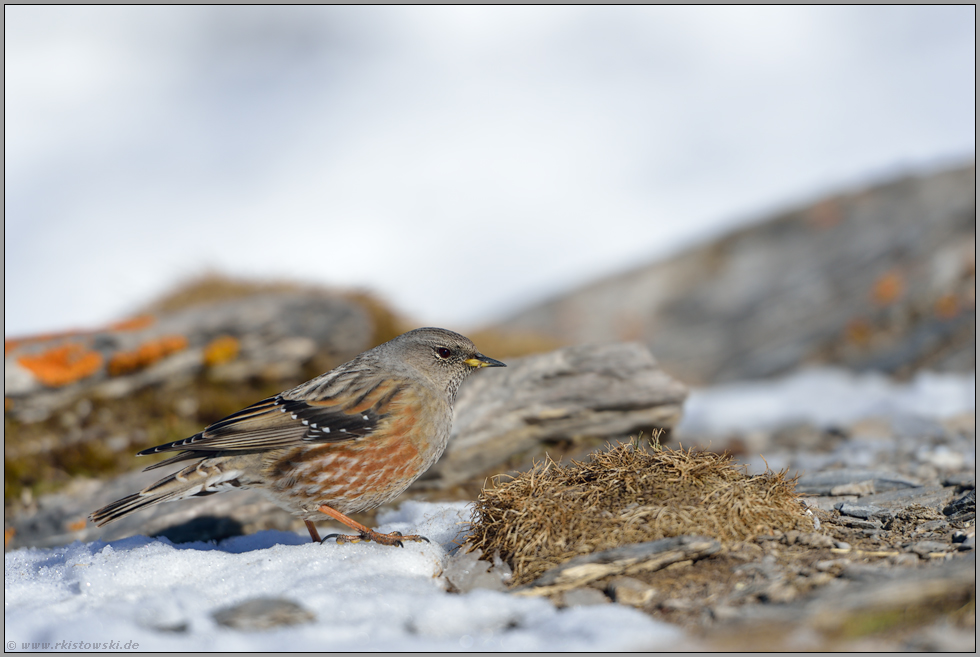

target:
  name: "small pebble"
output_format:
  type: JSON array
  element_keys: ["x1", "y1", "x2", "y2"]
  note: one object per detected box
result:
[
  {"x1": 906, "y1": 540, "x2": 949, "y2": 557},
  {"x1": 559, "y1": 588, "x2": 610, "y2": 608},
  {"x1": 212, "y1": 598, "x2": 315, "y2": 631},
  {"x1": 606, "y1": 577, "x2": 656, "y2": 607}
]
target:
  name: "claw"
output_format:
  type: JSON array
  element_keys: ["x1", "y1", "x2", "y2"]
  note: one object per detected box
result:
[
  {"x1": 317, "y1": 528, "x2": 430, "y2": 547},
  {"x1": 320, "y1": 533, "x2": 365, "y2": 545}
]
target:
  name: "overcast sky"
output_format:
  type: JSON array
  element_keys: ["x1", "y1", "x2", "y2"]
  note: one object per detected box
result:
[{"x1": 5, "y1": 6, "x2": 975, "y2": 337}]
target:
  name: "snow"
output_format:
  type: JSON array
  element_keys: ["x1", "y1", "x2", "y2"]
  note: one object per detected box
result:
[
  {"x1": 5, "y1": 502, "x2": 683, "y2": 651},
  {"x1": 677, "y1": 367, "x2": 976, "y2": 436}
]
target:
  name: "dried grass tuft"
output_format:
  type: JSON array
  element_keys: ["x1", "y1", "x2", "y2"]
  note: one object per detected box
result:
[{"x1": 469, "y1": 439, "x2": 812, "y2": 586}]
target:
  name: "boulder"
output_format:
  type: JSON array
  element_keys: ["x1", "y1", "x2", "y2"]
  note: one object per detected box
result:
[
  {"x1": 496, "y1": 163, "x2": 976, "y2": 384},
  {"x1": 419, "y1": 342, "x2": 688, "y2": 488}
]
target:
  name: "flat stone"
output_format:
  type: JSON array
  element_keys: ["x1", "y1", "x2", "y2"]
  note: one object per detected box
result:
[
  {"x1": 835, "y1": 503, "x2": 891, "y2": 521},
  {"x1": 421, "y1": 343, "x2": 688, "y2": 489},
  {"x1": 942, "y1": 472, "x2": 975, "y2": 490},
  {"x1": 859, "y1": 485, "x2": 954, "y2": 513},
  {"x1": 559, "y1": 588, "x2": 610, "y2": 607},
  {"x1": 797, "y1": 470, "x2": 920, "y2": 495},
  {"x1": 212, "y1": 598, "x2": 315, "y2": 631},
  {"x1": 906, "y1": 540, "x2": 951, "y2": 557},
  {"x1": 519, "y1": 535, "x2": 720, "y2": 594},
  {"x1": 830, "y1": 481, "x2": 876, "y2": 496}
]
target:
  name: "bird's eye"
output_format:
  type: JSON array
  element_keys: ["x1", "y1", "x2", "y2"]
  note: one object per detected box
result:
[{"x1": 437, "y1": 347, "x2": 452, "y2": 359}]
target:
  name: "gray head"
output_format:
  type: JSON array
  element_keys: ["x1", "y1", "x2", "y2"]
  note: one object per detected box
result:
[{"x1": 373, "y1": 327, "x2": 505, "y2": 403}]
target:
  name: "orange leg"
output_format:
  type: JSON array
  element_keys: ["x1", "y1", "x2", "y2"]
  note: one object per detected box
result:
[
  {"x1": 316, "y1": 504, "x2": 429, "y2": 548},
  {"x1": 304, "y1": 519, "x2": 322, "y2": 543}
]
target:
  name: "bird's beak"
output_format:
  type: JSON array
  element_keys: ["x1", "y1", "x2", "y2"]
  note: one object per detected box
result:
[{"x1": 465, "y1": 354, "x2": 506, "y2": 369}]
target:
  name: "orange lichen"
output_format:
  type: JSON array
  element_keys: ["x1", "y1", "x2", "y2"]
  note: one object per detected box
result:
[
  {"x1": 203, "y1": 335, "x2": 240, "y2": 367},
  {"x1": 845, "y1": 318, "x2": 873, "y2": 347},
  {"x1": 871, "y1": 271, "x2": 904, "y2": 306},
  {"x1": 67, "y1": 518, "x2": 88, "y2": 532},
  {"x1": 4, "y1": 527, "x2": 14, "y2": 548},
  {"x1": 107, "y1": 335, "x2": 188, "y2": 376},
  {"x1": 934, "y1": 294, "x2": 960, "y2": 320},
  {"x1": 18, "y1": 344, "x2": 104, "y2": 387},
  {"x1": 108, "y1": 315, "x2": 155, "y2": 332},
  {"x1": 808, "y1": 199, "x2": 843, "y2": 229}
]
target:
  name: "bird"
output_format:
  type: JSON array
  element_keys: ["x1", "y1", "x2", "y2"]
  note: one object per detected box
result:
[{"x1": 90, "y1": 327, "x2": 505, "y2": 547}]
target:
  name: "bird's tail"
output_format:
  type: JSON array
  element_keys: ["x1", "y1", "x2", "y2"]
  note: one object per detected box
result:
[{"x1": 89, "y1": 462, "x2": 224, "y2": 527}]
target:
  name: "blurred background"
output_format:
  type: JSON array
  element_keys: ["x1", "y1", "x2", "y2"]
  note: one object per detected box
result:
[{"x1": 5, "y1": 5, "x2": 975, "y2": 337}]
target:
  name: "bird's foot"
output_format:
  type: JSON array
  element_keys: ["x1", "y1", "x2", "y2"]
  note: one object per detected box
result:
[{"x1": 321, "y1": 529, "x2": 430, "y2": 548}]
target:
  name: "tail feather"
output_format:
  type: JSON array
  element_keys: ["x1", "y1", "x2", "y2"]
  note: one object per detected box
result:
[
  {"x1": 89, "y1": 487, "x2": 185, "y2": 526},
  {"x1": 89, "y1": 463, "x2": 231, "y2": 527}
]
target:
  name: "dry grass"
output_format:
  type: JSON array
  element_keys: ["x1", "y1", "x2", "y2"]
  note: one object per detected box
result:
[{"x1": 469, "y1": 438, "x2": 812, "y2": 586}]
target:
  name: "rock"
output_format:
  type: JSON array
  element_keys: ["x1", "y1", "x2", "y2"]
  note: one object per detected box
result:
[
  {"x1": 859, "y1": 485, "x2": 955, "y2": 513},
  {"x1": 557, "y1": 588, "x2": 610, "y2": 607},
  {"x1": 942, "y1": 472, "x2": 975, "y2": 490},
  {"x1": 5, "y1": 291, "x2": 373, "y2": 422},
  {"x1": 906, "y1": 540, "x2": 950, "y2": 557},
  {"x1": 212, "y1": 598, "x2": 315, "y2": 631},
  {"x1": 418, "y1": 342, "x2": 688, "y2": 489},
  {"x1": 796, "y1": 533, "x2": 836, "y2": 549},
  {"x1": 796, "y1": 470, "x2": 920, "y2": 495},
  {"x1": 516, "y1": 535, "x2": 720, "y2": 596},
  {"x1": 942, "y1": 489, "x2": 976, "y2": 524},
  {"x1": 494, "y1": 163, "x2": 975, "y2": 384},
  {"x1": 835, "y1": 503, "x2": 891, "y2": 522},
  {"x1": 829, "y1": 481, "x2": 876, "y2": 496},
  {"x1": 606, "y1": 576, "x2": 657, "y2": 607}
]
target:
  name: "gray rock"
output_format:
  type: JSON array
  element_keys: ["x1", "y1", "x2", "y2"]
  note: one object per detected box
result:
[
  {"x1": 943, "y1": 489, "x2": 976, "y2": 524},
  {"x1": 212, "y1": 598, "x2": 315, "y2": 631},
  {"x1": 6, "y1": 292, "x2": 373, "y2": 421},
  {"x1": 859, "y1": 485, "x2": 955, "y2": 513},
  {"x1": 495, "y1": 163, "x2": 976, "y2": 384},
  {"x1": 835, "y1": 503, "x2": 891, "y2": 521},
  {"x1": 558, "y1": 588, "x2": 610, "y2": 607},
  {"x1": 906, "y1": 540, "x2": 950, "y2": 557},
  {"x1": 796, "y1": 470, "x2": 920, "y2": 495},
  {"x1": 419, "y1": 342, "x2": 688, "y2": 488},
  {"x1": 518, "y1": 535, "x2": 720, "y2": 595},
  {"x1": 942, "y1": 472, "x2": 975, "y2": 490}
]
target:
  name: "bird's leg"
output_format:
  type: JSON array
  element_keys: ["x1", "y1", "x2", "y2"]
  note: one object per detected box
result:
[
  {"x1": 304, "y1": 519, "x2": 322, "y2": 543},
  {"x1": 316, "y1": 504, "x2": 429, "y2": 548}
]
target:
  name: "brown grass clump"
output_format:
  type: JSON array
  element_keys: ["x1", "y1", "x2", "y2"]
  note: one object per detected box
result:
[{"x1": 469, "y1": 440, "x2": 812, "y2": 586}]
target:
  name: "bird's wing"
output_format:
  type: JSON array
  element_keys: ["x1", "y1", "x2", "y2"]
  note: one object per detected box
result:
[{"x1": 138, "y1": 375, "x2": 410, "y2": 465}]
